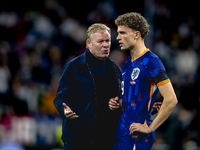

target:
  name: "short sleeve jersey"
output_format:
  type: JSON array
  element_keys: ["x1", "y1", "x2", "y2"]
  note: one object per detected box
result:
[{"x1": 116, "y1": 49, "x2": 170, "y2": 143}]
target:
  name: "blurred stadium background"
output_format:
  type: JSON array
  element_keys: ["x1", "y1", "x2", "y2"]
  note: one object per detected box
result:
[{"x1": 0, "y1": 0, "x2": 200, "y2": 149}]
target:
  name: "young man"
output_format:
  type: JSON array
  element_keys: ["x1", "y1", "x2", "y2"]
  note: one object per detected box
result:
[
  {"x1": 109, "y1": 12, "x2": 178, "y2": 150},
  {"x1": 54, "y1": 23, "x2": 122, "y2": 150}
]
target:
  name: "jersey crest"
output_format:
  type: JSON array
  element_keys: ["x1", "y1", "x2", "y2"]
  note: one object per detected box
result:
[{"x1": 131, "y1": 68, "x2": 140, "y2": 81}]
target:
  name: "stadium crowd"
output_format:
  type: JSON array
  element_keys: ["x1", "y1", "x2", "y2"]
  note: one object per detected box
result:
[{"x1": 0, "y1": 0, "x2": 200, "y2": 149}]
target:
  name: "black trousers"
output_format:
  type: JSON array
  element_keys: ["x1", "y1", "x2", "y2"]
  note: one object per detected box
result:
[{"x1": 64, "y1": 141, "x2": 114, "y2": 150}]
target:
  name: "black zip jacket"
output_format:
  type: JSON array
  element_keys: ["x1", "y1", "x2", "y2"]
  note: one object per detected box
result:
[{"x1": 54, "y1": 49, "x2": 122, "y2": 145}]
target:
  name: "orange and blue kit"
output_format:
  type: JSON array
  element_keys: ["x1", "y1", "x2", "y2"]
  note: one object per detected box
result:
[{"x1": 114, "y1": 49, "x2": 170, "y2": 150}]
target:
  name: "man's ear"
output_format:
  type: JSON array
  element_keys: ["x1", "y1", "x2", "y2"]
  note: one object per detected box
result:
[
  {"x1": 135, "y1": 31, "x2": 141, "y2": 39},
  {"x1": 87, "y1": 39, "x2": 92, "y2": 49}
]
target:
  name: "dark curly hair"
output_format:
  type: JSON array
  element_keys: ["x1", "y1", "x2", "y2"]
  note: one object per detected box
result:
[{"x1": 115, "y1": 12, "x2": 150, "y2": 39}]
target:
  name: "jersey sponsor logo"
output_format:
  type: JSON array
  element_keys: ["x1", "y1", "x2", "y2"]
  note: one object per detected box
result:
[{"x1": 131, "y1": 68, "x2": 140, "y2": 81}]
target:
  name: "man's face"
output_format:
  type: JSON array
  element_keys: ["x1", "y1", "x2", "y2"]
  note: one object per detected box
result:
[
  {"x1": 116, "y1": 25, "x2": 137, "y2": 50},
  {"x1": 87, "y1": 31, "x2": 111, "y2": 60}
]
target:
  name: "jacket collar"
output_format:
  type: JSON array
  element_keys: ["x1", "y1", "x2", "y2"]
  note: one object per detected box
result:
[
  {"x1": 79, "y1": 49, "x2": 114, "y2": 64},
  {"x1": 79, "y1": 50, "x2": 88, "y2": 64}
]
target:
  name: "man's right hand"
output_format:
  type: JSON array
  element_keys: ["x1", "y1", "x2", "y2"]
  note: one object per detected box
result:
[
  {"x1": 62, "y1": 103, "x2": 79, "y2": 119},
  {"x1": 151, "y1": 102, "x2": 162, "y2": 115},
  {"x1": 109, "y1": 96, "x2": 121, "y2": 110}
]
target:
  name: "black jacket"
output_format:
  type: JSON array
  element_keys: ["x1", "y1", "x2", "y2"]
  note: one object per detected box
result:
[{"x1": 54, "y1": 50, "x2": 122, "y2": 144}]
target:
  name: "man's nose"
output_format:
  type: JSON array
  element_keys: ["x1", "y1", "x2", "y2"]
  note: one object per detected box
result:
[
  {"x1": 116, "y1": 34, "x2": 120, "y2": 40},
  {"x1": 103, "y1": 41, "x2": 109, "y2": 47}
]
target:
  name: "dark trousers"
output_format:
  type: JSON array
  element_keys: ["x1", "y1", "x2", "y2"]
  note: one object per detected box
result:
[{"x1": 64, "y1": 141, "x2": 114, "y2": 150}]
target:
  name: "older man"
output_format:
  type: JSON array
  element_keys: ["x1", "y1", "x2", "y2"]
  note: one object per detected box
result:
[{"x1": 54, "y1": 23, "x2": 121, "y2": 150}]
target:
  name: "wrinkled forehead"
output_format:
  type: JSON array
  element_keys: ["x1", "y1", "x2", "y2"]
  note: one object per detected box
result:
[{"x1": 90, "y1": 30, "x2": 111, "y2": 40}]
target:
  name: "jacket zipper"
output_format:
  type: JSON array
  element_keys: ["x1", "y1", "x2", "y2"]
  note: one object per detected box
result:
[
  {"x1": 86, "y1": 63, "x2": 97, "y2": 145},
  {"x1": 86, "y1": 62, "x2": 121, "y2": 144}
]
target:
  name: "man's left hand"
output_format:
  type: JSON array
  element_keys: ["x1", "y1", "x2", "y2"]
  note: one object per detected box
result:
[{"x1": 129, "y1": 123, "x2": 152, "y2": 134}]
